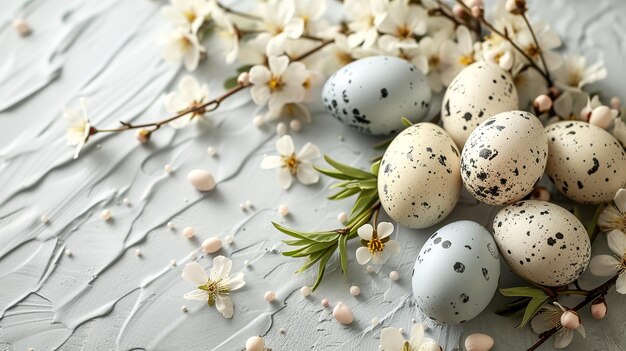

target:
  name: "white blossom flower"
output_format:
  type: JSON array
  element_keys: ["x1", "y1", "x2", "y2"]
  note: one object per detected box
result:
[
  {"x1": 63, "y1": 98, "x2": 92, "y2": 159},
  {"x1": 249, "y1": 55, "x2": 308, "y2": 111},
  {"x1": 417, "y1": 32, "x2": 447, "y2": 92},
  {"x1": 531, "y1": 302, "x2": 586, "y2": 349},
  {"x1": 554, "y1": 55, "x2": 607, "y2": 89},
  {"x1": 164, "y1": 75, "x2": 210, "y2": 129},
  {"x1": 516, "y1": 22, "x2": 562, "y2": 71},
  {"x1": 160, "y1": 27, "x2": 205, "y2": 71},
  {"x1": 238, "y1": 33, "x2": 271, "y2": 66},
  {"x1": 613, "y1": 117, "x2": 626, "y2": 146},
  {"x1": 440, "y1": 26, "x2": 476, "y2": 85},
  {"x1": 380, "y1": 324, "x2": 440, "y2": 351},
  {"x1": 344, "y1": 0, "x2": 388, "y2": 48},
  {"x1": 378, "y1": 37, "x2": 427, "y2": 73},
  {"x1": 263, "y1": 103, "x2": 312, "y2": 124},
  {"x1": 294, "y1": 0, "x2": 335, "y2": 38},
  {"x1": 598, "y1": 189, "x2": 626, "y2": 233},
  {"x1": 552, "y1": 90, "x2": 589, "y2": 120},
  {"x1": 161, "y1": 0, "x2": 212, "y2": 33},
  {"x1": 481, "y1": 34, "x2": 515, "y2": 71},
  {"x1": 511, "y1": 61, "x2": 548, "y2": 111},
  {"x1": 320, "y1": 33, "x2": 359, "y2": 74},
  {"x1": 259, "y1": 0, "x2": 304, "y2": 53},
  {"x1": 260, "y1": 135, "x2": 320, "y2": 189},
  {"x1": 182, "y1": 256, "x2": 245, "y2": 319},
  {"x1": 211, "y1": 6, "x2": 239, "y2": 64},
  {"x1": 355, "y1": 222, "x2": 401, "y2": 265},
  {"x1": 589, "y1": 229, "x2": 626, "y2": 294},
  {"x1": 377, "y1": 0, "x2": 427, "y2": 48}
]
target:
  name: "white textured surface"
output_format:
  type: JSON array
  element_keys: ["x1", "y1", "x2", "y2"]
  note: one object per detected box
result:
[{"x1": 1, "y1": 0, "x2": 625, "y2": 350}]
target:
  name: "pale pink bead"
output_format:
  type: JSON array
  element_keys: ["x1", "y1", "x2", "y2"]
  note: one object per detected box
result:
[
  {"x1": 589, "y1": 106, "x2": 613, "y2": 129},
  {"x1": 237, "y1": 72, "x2": 250, "y2": 86},
  {"x1": 591, "y1": 300, "x2": 607, "y2": 320},
  {"x1": 533, "y1": 94, "x2": 553, "y2": 113},
  {"x1": 321, "y1": 299, "x2": 330, "y2": 308},
  {"x1": 465, "y1": 333, "x2": 494, "y2": 351},
  {"x1": 610, "y1": 97, "x2": 621, "y2": 109},
  {"x1": 560, "y1": 310, "x2": 580, "y2": 329}
]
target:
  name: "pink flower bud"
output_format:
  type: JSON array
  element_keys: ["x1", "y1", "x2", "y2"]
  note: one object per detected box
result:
[
  {"x1": 12, "y1": 18, "x2": 31, "y2": 37},
  {"x1": 465, "y1": 0, "x2": 483, "y2": 7},
  {"x1": 589, "y1": 106, "x2": 613, "y2": 129},
  {"x1": 470, "y1": 6, "x2": 483, "y2": 18},
  {"x1": 453, "y1": 4, "x2": 466, "y2": 18},
  {"x1": 135, "y1": 128, "x2": 151, "y2": 143},
  {"x1": 505, "y1": 0, "x2": 527, "y2": 14},
  {"x1": 237, "y1": 72, "x2": 250, "y2": 86},
  {"x1": 560, "y1": 310, "x2": 581, "y2": 330},
  {"x1": 547, "y1": 86, "x2": 560, "y2": 99},
  {"x1": 579, "y1": 106, "x2": 591, "y2": 121},
  {"x1": 533, "y1": 94, "x2": 553, "y2": 113},
  {"x1": 591, "y1": 300, "x2": 607, "y2": 320},
  {"x1": 610, "y1": 97, "x2": 621, "y2": 109}
]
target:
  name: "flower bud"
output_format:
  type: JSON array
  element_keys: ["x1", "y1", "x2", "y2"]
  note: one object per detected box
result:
[
  {"x1": 547, "y1": 86, "x2": 561, "y2": 99},
  {"x1": 610, "y1": 97, "x2": 621, "y2": 109},
  {"x1": 453, "y1": 4, "x2": 466, "y2": 18},
  {"x1": 533, "y1": 94, "x2": 553, "y2": 113},
  {"x1": 135, "y1": 128, "x2": 151, "y2": 143},
  {"x1": 560, "y1": 310, "x2": 581, "y2": 330},
  {"x1": 237, "y1": 72, "x2": 250, "y2": 86},
  {"x1": 465, "y1": 0, "x2": 484, "y2": 7},
  {"x1": 589, "y1": 105, "x2": 613, "y2": 129},
  {"x1": 471, "y1": 6, "x2": 483, "y2": 18},
  {"x1": 12, "y1": 18, "x2": 31, "y2": 37},
  {"x1": 505, "y1": 0, "x2": 527, "y2": 14},
  {"x1": 591, "y1": 299, "x2": 607, "y2": 320},
  {"x1": 579, "y1": 106, "x2": 592, "y2": 121}
]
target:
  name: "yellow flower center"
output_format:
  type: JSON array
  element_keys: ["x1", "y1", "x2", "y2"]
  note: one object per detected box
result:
[
  {"x1": 526, "y1": 43, "x2": 540, "y2": 59},
  {"x1": 428, "y1": 55, "x2": 440, "y2": 67},
  {"x1": 336, "y1": 51, "x2": 353, "y2": 65},
  {"x1": 402, "y1": 341, "x2": 412, "y2": 351},
  {"x1": 282, "y1": 154, "x2": 299, "y2": 175},
  {"x1": 199, "y1": 279, "x2": 230, "y2": 306},
  {"x1": 268, "y1": 76, "x2": 283, "y2": 91},
  {"x1": 459, "y1": 54, "x2": 475, "y2": 66},
  {"x1": 567, "y1": 69, "x2": 583, "y2": 87},
  {"x1": 184, "y1": 10, "x2": 197, "y2": 24},
  {"x1": 368, "y1": 237, "x2": 385, "y2": 254},
  {"x1": 396, "y1": 25, "x2": 412, "y2": 39}
]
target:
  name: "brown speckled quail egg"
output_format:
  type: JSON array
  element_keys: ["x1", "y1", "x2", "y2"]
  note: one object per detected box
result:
[
  {"x1": 378, "y1": 123, "x2": 462, "y2": 229},
  {"x1": 545, "y1": 121, "x2": 626, "y2": 204},
  {"x1": 461, "y1": 111, "x2": 548, "y2": 205},
  {"x1": 493, "y1": 200, "x2": 591, "y2": 287},
  {"x1": 442, "y1": 62, "x2": 518, "y2": 148}
]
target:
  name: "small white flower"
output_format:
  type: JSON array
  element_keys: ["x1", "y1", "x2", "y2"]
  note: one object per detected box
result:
[
  {"x1": 63, "y1": 98, "x2": 92, "y2": 159},
  {"x1": 259, "y1": 0, "x2": 304, "y2": 53},
  {"x1": 238, "y1": 33, "x2": 271, "y2": 66},
  {"x1": 211, "y1": 6, "x2": 239, "y2": 64},
  {"x1": 249, "y1": 55, "x2": 308, "y2": 111},
  {"x1": 417, "y1": 32, "x2": 447, "y2": 92},
  {"x1": 515, "y1": 22, "x2": 562, "y2": 71},
  {"x1": 355, "y1": 222, "x2": 401, "y2": 265},
  {"x1": 598, "y1": 189, "x2": 626, "y2": 233},
  {"x1": 554, "y1": 54, "x2": 607, "y2": 89},
  {"x1": 160, "y1": 27, "x2": 205, "y2": 71},
  {"x1": 378, "y1": 36, "x2": 427, "y2": 74},
  {"x1": 182, "y1": 256, "x2": 245, "y2": 319},
  {"x1": 377, "y1": 0, "x2": 427, "y2": 48},
  {"x1": 552, "y1": 89, "x2": 589, "y2": 120},
  {"x1": 613, "y1": 117, "x2": 626, "y2": 146},
  {"x1": 262, "y1": 103, "x2": 312, "y2": 124},
  {"x1": 260, "y1": 135, "x2": 320, "y2": 189},
  {"x1": 161, "y1": 0, "x2": 212, "y2": 33},
  {"x1": 440, "y1": 26, "x2": 476, "y2": 85},
  {"x1": 294, "y1": 0, "x2": 327, "y2": 35},
  {"x1": 380, "y1": 324, "x2": 439, "y2": 351},
  {"x1": 344, "y1": 0, "x2": 388, "y2": 48},
  {"x1": 320, "y1": 33, "x2": 359, "y2": 74},
  {"x1": 531, "y1": 303, "x2": 586, "y2": 349},
  {"x1": 164, "y1": 75, "x2": 210, "y2": 129},
  {"x1": 589, "y1": 229, "x2": 626, "y2": 294}
]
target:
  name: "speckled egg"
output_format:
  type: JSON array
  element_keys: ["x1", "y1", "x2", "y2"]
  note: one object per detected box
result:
[
  {"x1": 442, "y1": 62, "x2": 518, "y2": 148},
  {"x1": 545, "y1": 121, "x2": 626, "y2": 204},
  {"x1": 322, "y1": 56, "x2": 431, "y2": 136},
  {"x1": 378, "y1": 123, "x2": 461, "y2": 229},
  {"x1": 461, "y1": 111, "x2": 548, "y2": 205},
  {"x1": 412, "y1": 221, "x2": 501, "y2": 324},
  {"x1": 493, "y1": 200, "x2": 591, "y2": 287}
]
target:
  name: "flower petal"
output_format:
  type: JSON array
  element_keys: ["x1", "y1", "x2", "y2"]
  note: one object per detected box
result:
[
  {"x1": 616, "y1": 272, "x2": 626, "y2": 294},
  {"x1": 296, "y1": 142, "x2": 321, "y2": 161},
  {"x1": 269, "y1": 55, "x2": 290, "y2": 75},
  {"x1": 183, "y1": 289, "x2": 208, "y2": 301},
  {"x1": 249, "y1": 65, "x2": 271, "y2": 85},
  {"x1": 355, "y1": 246, "x2": 372, "y2": 265},
  {"x1": 371, "y1": 251, "x2": 386, "y2": 264},
  {"x1": 614, "y1": 189, "x2": 626, "y2": 214},
  {"x1": 357, "y1": 224, "x2": 374, "y2": 241},
  {"x1": 250, "y1": 85, "x2": 271, "y2": 106},
  {"x1": 380, "y1": 327, "x2": 405, "y2": 350},
  {"x1": 296, "y1": 163, "x2": 319, "y2": 185},
  {"x1": 384, "y1": 240, "x2": 401, "y2": 256},
  {"x1": 575, "y1": 324, "x2": 586, "y2": 338},
  {"x1": 261, "y1": 155, "x2": 283, "y2": 169},
  {"x1": 277, "y1": 168, "x2": 293, "y2": 189},
  {"x1": 589, "y1": 255, "x2": 621, "y2": 277},
  {"x1": 531, "y1": 312, "x2": 555, "y2": 334},
  {"x1": 226, "y1": 272, "x2": 246, "y2": 291},
  {"x1": 409, "y1": 323, "x2": 425, "y2": 347},
  {"x1": 210, "y1": 255, "x2": 232, "y2": 281},
  {"x1": 377, "y1": 222, "x2": 394, "y2": 239},
  {"x1": 182, "y1": 262, "x2": 208, "y2": 285},
  {"x1": 607, "y1": 229, "x2": 626, "y2": 256},
  {"x1": 554, "y1": 328, "x2": 573, "y2": 349},
  {"x1": 216, "y1": 295, "x2": 235, "y2": 318},
  {"x1": 275, "y1": 135, "x2": 295, "y2": 156}
]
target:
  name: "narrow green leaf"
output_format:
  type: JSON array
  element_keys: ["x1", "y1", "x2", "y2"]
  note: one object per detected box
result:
[
  {"x1": 495, "y1": 297, "x2": 531, "y2": 316},
  {"x1": 236, "y1": 64, "x2": 253, "y2": 73},
  {"x1": 500, "y1": 287, "x2": 548, "y2": 298},
  {"x1": 272, "y1": 222, "x2": 339, "y2": 243},
  {"x1": 314, "y1": 166, "x2": 354, "y2": 180},
  {"x1": 283, "y1": 241, "x2": 337, "y2": 257},
  {"x1": 329, "y1": 180, "x2": 354, "y2": 189},
  {"x1": 401, "y1": 117, "x2": 413, "y2": 127},
  {"x1": 338, "y1": 234, "x2": 348, "y2": 276},
  {"x1": 282, "y1": 238, "x2": 311, "y2": 246},
  {"x1": 328, "y1": 187, "x2": 360, "y2": 200},
  {"x1": 312, "y1": 250, "x2": 333, "y2": 291},
  {"x1": 519, "y1": 296, "x2": 549, "y2": 328},
  {"x1": 370, "y1": 160, "x2": 381, "y2": 176},
  {"x1": 223, "y1": 76, "x2": 238, "y2": 90},
  {"x1": 296, "y1": 247, "x2": 334, "y2": 273},
  {"x1": 350, "y1": 189, "x2": 378, "y2": 217},
  {"x1": 324, "y1": 155, "x2": 374, "y2": 180},
  {"x1": 373, "y1": 138, "x2": 393, "y2": 150}
]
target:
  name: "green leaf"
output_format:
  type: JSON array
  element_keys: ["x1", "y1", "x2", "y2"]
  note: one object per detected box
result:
[
  {"x1": 519, "y1": 296, "x2": 549, "y2": 328},
  {"x1": 495, "y1": 297, "x2": 531, "y2": 316},
  {"x1": 338, "y1": 234, "x2": 348, "y2": 276},
  {"x1": 223, "y1": 76, "x2": 238, "y2": 90},
  {"x1": 370, "y1": 160, "x2": 381, "y2": 176},
  {"x1": 314, "y1": 166, "x2": 355, "y2": 180},
  {"x1": 350, "y1": 189, "x2": 378, "y2": 217},
  {"x1": 401, "y1": 117, "x2": 413, "y2": 127},
  {"x1": 328, "y1": 187, "x2": 360, "y2": 200},
  {"x1": 272, "y1": 222, "x2": 339, "y2": 243},
  {"x1": 236, "y1": 64, "x2": 253, "y2": 73},
  {"x1": 373, "y1": 138, "x2": 393, "y2": 150},
  {"x1": 500, "y1": 286, "x2": 548, "y2": 298},
  {"x1": 296, "y1": 247, "x2": 334, "y2": 273},
  {"x1": 312, "y1": 249, "x2": 333, "y2": 291},
  {"x1": 282, "y1": 241, "x2": 337, "y2": 257},
  {"x1": 324, "y1": 155, "x2": 375, "y2": 180}
]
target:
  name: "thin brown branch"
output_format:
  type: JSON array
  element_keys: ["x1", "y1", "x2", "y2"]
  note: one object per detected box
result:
[
  {"x1": 521, "y1": 12, "x2": 553, "y2": 85},
  {"x1": 216, "y1": 1, "x2": 262, "y2": 21}
]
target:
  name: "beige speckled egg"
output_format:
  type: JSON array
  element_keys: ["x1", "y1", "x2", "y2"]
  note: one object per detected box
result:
[
  {"x1": 461, "y1": 111, "x2": 548, "y2": 205},
  {"x1": 545, "y1": 121, "x2": 626, "y2": 204},
  {"x1": 442, "y1": 62, "x2": 518, "y2": 148},
  {"x1": 493, "y1": 200, "x2": 591, "y2": 287},
  {"x1": 378, "y1": 123, "x2": 462, "y2": 229}
]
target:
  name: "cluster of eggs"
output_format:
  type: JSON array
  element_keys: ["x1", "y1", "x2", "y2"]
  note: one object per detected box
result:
[{"x1": 322, "y1": 56, "x2": 626, "y2": 324}]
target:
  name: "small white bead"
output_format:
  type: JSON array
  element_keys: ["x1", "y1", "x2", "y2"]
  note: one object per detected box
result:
[
  {"x1": 201, "y1": 237, "x2": 222, "y2": 254},
  {"x1": 366, "y1": 265, "x2": 375, "y2": 273},
  {"x1": 389, "y1": 271, "x2": 400, "y2": 281},
  {"x1": 300, "y1": 286, "x2": 312, "y2": 297},
  {"x1": 412, "y1": 318, "x2": 416, "y2": 323},
  {"x1": 164, "y1": 164, "x2": 173, "y2": 174},
  {"x1": 182, "y1": 226, "x2": 196, "y2": 239},
  {"x1": 349, "y1": 285, "x2": 360, "y2": 296},
  {"x1": 276, "y1": 122, "x2": 287, "y2": 136},
  {"x1": 289, "y1": 119, "x2": 302, "y2": 132},
  {"x1": 370, "y1": 317, "x2": 379, "y2": 327},
  {"x1": 122, "y1": 197, "x2": 130, "y2": 206},
  {"x1": 27, "y1": 348, "x2": 34, "y2": 351},
  {"x1": 253, "y1": 115, "x2": 264, "y2": 127},
  {"x1": 64, "y1": 249, "x2": 72, "y2": 257},
  {"x1": 337, "y1": 212, "x2": 348, "y2": 224},
  {"x1": 279, "y1": 328, "x2": 286, "y2": 334},
  {"x1": 13, "y1": 18, "x2": 31, "y2": 36},
  {"x1": 244, "y1": 200, "x2": 253, "y2": 209},
  {"x1": 206, "y1": 146, "x2": 217, "y2": 156},
  {"x1": 224, "y1": 235, "x2": 233, "y2": 245},
  {"x1": 399, "y1": 327, "x2": 404, "y2": 335},
  {"x1": 135, "y1": 249, "x2": 142, "y2": 257},
  {"x1": 239, "y1": 203, "x2": 246, "y2": 210},
  {"x1": 245, "y1": 336, "x2": 265, "y2": 351},
  {"x1": 264, "y1": 291, "x2": 276, "y2": 302},
  {"x1": 278, "y1": 204, "x2": 289, "y2": 217},
  {"x1": 321, "y1": 299, "x2": 330, "y2": 307},
  {"x1": 181, "y1": 305, "x2": 188, "y2": 312},
  {"x1": 190, "y1": 253, "x2": 197, "y2": 260},
  {"x1": 101, "y1": 209, "x2": 112, "y2": 221},
  {"x1": 166, "y1": 221, "x2": 174, "y2": 229},
  {"x1": 244, "y1": 259, "x2": 251, "y2": 267},
  {"x1": 40, "y1": 214, "x2": 50, "y2": 224},
  {"x1": 170, "y1": 259, "x2": 177, "y2": 267}
]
